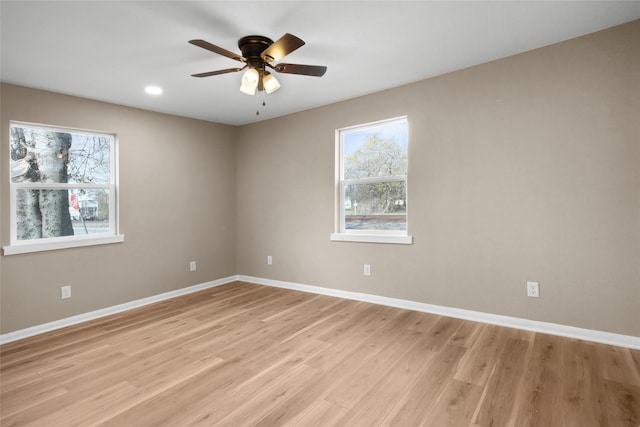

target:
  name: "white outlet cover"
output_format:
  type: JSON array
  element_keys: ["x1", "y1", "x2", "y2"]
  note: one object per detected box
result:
[
  {"x1": 527, "y1": 281, "x2": 540, "y2": 298},
  {"x1": 61, "y1": 285, "x2": 71, "y2": 299},
  {"x1": 364, "y1": 264, "x2": 371, "y2": 276}
]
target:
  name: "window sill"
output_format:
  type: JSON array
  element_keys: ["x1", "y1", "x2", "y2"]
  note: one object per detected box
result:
[
  {"x1": 330, "y1": 233, "x2": 413, "y2": 245},
  {"x1": 3, "y1": 234, "x2": 125, "y2": 255}
]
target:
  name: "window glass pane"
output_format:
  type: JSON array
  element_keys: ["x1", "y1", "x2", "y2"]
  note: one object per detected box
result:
[
  {"x1": 10, "y1": 125, "x2": 111, "y2": 184},
  {"x1": 344, "y1": 181, "x2": 407, "y2": 230},
  {"x1": 15, "y1": 188, "x2": 110, "y2": 241},
  {"x1": 343, "y1": 119, "x2": 408, "y2": 179},
  {"x1": 67, "y1": 134, "x2": 111, "y2": 184}
]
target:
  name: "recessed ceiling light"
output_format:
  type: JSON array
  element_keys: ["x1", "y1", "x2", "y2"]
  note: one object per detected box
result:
[{"x1": 145, "y1": 85, "x2": 163, "y2": 95}]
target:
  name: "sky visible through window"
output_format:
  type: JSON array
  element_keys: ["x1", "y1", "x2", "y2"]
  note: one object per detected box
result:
[{"x1": 343, "y1": 120, "x2": 408, "y2": 158}]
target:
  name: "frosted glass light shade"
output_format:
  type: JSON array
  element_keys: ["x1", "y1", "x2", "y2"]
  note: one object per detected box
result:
[
  {"x1": 263, "y1": 73, "x2": 281, "y2": 94},
  {"x1": 240, "y1": 68, "x2": 259, "y2": 95}
]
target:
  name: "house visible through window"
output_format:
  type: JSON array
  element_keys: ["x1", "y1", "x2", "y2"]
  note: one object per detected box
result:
[
  {"x1": 331, "y1": 117, "x2": 412, "y2": 244},
  {"x1": 4, "y1": 122, "x2": 123, "y2": 255}
]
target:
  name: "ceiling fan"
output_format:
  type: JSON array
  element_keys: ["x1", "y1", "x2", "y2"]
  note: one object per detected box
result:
[{"x1": 189, "y1": 33, "x2": 327, "y2": 96}]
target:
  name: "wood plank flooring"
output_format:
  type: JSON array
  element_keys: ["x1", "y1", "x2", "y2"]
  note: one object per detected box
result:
[{"x1": 1, "y1": 281, "x2": 639, "y2": 426}]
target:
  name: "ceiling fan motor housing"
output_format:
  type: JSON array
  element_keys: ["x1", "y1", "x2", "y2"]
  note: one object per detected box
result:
[{"x1": 238, "y1": 36, "x2": 274, "y2": 67}]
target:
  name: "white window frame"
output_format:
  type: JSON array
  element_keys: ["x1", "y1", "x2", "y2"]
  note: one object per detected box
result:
[
  {"x1": 3, "y1": 122, "x2": 124, "y2": 255},
  {"x1": 331, "y1": 116, "x2": 413, "y2": 245}
]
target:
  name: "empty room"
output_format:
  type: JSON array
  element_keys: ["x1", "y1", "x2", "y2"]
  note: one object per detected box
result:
[{"x1": 1, "y1": 1, "x2": 639, "y2": 426}]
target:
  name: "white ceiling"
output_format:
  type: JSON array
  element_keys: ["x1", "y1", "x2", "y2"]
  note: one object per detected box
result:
[{"x1": 2, "y1": 1, "x2": 639, "y2": 126}]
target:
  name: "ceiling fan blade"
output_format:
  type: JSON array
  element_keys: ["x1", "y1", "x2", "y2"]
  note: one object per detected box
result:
[
  {"x1": 189, "y1": 39, "x2": 246, "y2": 62},
  {"x1": 274, "y1": 63, "x2": 327, "y2": 77},
  {"x1": 261, "y1": 33, "x2": 305, "y2": 62},
  {"x1": 191, "y1": 67, "x2": 244, "y2": 78}
]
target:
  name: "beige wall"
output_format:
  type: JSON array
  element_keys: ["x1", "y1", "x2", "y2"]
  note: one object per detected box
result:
[
  {"x1": 236, "y1": 21, "x2": 640, "y2": 336},
  {"x1": 1, "y1": 84, "x2": 238, "y2": 333},
  {"x1": 2, "y1": 21, "x2": 639, "y2": 338}
]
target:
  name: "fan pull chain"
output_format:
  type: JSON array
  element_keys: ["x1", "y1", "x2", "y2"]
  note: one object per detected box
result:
[{"x1": 256, "y1": 91, "x2": 267, "y2": 115}]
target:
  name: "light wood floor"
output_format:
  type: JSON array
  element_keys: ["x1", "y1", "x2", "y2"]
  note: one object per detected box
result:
[{"x1": 1, "y1": 281, "x2": 639, "y2": 426}]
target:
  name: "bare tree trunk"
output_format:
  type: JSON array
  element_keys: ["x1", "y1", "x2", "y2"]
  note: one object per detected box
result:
[
  {"x1": 12, "y1": 128, "x2": 44, "y2": 240},
  {"x1": 16, "y1": 188, "x2": 43, "y2": 240},
  {"x1": 12, "y1": 128, "x2": 74, "y2": 239},
  {"x1": 40, "y1": 190, "x2": 74, "y2": 237},
  {"x1": 35, "y1": 131, "x2": 74, "y2": 237}
]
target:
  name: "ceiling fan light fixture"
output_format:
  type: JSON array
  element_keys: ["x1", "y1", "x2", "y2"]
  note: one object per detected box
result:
[
  {"x1": 240, "y1": 68, "x2": 259, "y2": 95},
  {"x1": 239, "y1": 81, "x2": 256, "y2": 95},
  {"x1": 263, "y1": 72, "x2": 281, "y2": 94},
  {"x1": 243, "y1": 67, "x2": 260, "y2": 84}
]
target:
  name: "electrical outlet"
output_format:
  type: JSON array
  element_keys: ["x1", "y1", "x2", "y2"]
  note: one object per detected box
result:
[
  {"x1": 364, "y1": 264, "x2": 371, "y2": 276},
  {"x1": 267, "y1": 255, "x2": 272, "y2": 265},
  {"x1": 190, "y1": 261, "x2": 197, "y2": 272},
  {"x1": 61, "y1": 285, "x2": 71, "y2": 300},
  {"x1": 527, "y1": 281, "x2": 540, "y2": 298}
]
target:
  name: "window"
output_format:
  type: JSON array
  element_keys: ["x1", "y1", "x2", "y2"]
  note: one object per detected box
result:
[
  {"x1": 331, "y1": 117, "x2": 412, "y2": 244},
  {"x1": 4, "y1": 122, "x2": 123, "y2": 255}
]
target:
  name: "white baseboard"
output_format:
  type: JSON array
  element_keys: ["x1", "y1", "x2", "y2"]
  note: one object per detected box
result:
[
  {"x1": 0, "y1": 275, "x2": 238, "y2": 345},
  {"x1": 238, "y1": 275, "x2": 640, "y2": 350},
  {"x1": 3, "y1": 274, "x2": 638, "y2": 350}
]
